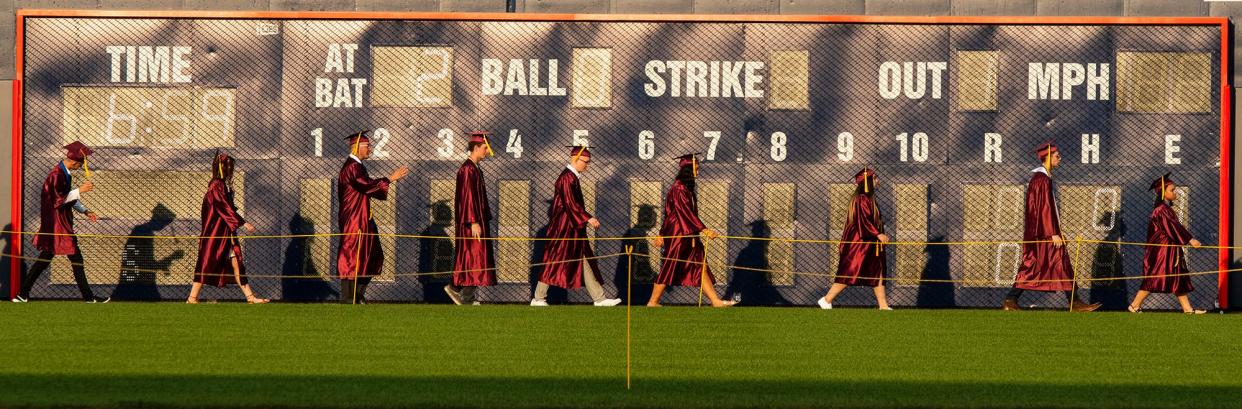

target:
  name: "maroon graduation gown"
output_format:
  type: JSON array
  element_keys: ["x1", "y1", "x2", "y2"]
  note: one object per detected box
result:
[
  {"x1": 835, "y1": 193, "x2": 886, "y2": 287},
  {"x1": 1014, "y1": 170, "x2": 1074, "y2": 291},
  {"x1": 538, "y1": 168, "x2": 603, "y2": 289},
  {"x1": 1141, "y1": 202, "x2": 1194, "y2": 295},
  {"x1": 33, "y1": 163, "x2": 80, "y2": 255},
  {"x1": 656, "y1": 180, "x2": 712, "y2": 287},
  {"x1": 194, "y1": 179, "x2": 247, "y2": 287},
  {"x1": 453, "y1": 159, "x2": 496, "y2": 287},
  {"x1": 336, "y1": 158, "x2": 390, "y2": 280}
]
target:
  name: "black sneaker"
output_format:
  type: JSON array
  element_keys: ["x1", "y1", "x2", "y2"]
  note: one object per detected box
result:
[
  {"x1": 86, "y1": 296, "x2": 110, "y2": 304},
  {"x1": 11, "y1": 295, "x2": 27, "y2": 303}
]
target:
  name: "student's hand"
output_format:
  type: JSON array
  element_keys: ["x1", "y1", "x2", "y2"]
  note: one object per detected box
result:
[
  {"x1": 79, "y1": 181, "x2": 94, "y2": 194},
  {"x1": 85, "y1": 211, "x2": 98, "y2": 222},
  {"x1": 701, "y1": 228, "x2": 719, "y2": 241},
  {"x1": 389, "y1": 166, "x2": 409, "y2": 182},
  {"x1": 471, "y1": 223, "x2": 482, "y2": 240},
  {"x1": 1190, "y1": 239, "x2": 1202, "y2": 247},
  {"x1": 1051, "y1": 235, "x2": 1064, "y2": 247},
  {"x1": 242, "y1": 223, "x2": 256, "y2": 233},
  {"x1": 587, "y1": 218, "x2": 600, "y2": 229},
  {"x1": 649, "y1": 236, "x2": 664, "y2": 248},
  {"x1": 877, "y1": 234, "x2": 890, "y2": 243}
]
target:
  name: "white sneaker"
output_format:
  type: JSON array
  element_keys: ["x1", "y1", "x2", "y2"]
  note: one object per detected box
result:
[
  {"x1": 443, "y1": 285, "x2": 463, "y2": 305},
  {"x1": 593, "y1": 298, "x2": 623, "y2": 307},
  {"x1": 879, "y1": 307, "x2": 893, "y2": 311},
  {"x1": 471, "y1": 301, "x2": 481, "y2": 306},
  {"x1": 530, "y1": 299, "x2": 549, "y2": 307},
  {"x1": 11, "y1": 296, "x2": 27, "y2": 303},
  {"x1": 817, "y1": 297, "x2": 832, "y2": 310}
]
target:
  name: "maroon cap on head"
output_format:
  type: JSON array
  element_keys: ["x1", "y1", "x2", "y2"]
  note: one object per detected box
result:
[
  {"x1": 64, "y1": 141, "x2": 93, "y2": 161},
  {"x1": 345, "y1": 130, "x2": 372, "y2": 144},
  {"x1": 1150, "y1": 172, "x2": 1173, "y2": 192},
  {"x1": 674, "y1": 153, "x2": 699, "y2": 168},
  {"x1": 468, "y1": 131, "x2": 492, "y2": 145},
  {"x1": 566, "y1": 145, "x2": 592, "y2": 159},
  {"x1": 853, "y1": 168, "x2": 876, "y2": 184},
  {"x1": 1035, "y1": 141, "x2": 1058, "y2": 159}
]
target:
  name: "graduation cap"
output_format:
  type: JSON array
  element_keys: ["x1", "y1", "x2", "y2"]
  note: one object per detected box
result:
[
  {"x1": 854, "y1": 167, "x2": 877, "y2": 193},
  {"x1": 64, "y1": 141, "x2": 94, "y2": 178},
  {"x1": 212, "y1": 149, "x2": 235, "y2": 180},
  {"x1": 1035, "y1": 141, "x2": 1058, "y2": 176},
  {"x1": 468, "y1": 131, "x2": 494, "y2": 157},
  {"x1": 345, "y1": 130, "x2": 372, "y2": 156},
  {"x1": 565, "y1": 145, "x2": 593, "y2": 162},
  {"x1": 1150, "y1": 172, "x2": 1173, "y2": 200},
  {"x1": 674, "y1": 153, "x2": 701, "y2": 178}
]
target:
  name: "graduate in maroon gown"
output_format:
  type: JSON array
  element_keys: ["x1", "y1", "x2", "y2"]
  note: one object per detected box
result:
[
  {"x1": 336, "y1": 130, "x2": 408, "y2": 304},
  {"x1": 818, "y1": 168, "x2": 892, "y2": 310},
  {"x1": 187, "y1": 152, "x2": 268, "y2": 304},
  {"x1": 15, "y1": 141, "x2": 108, "y2": 303},
  {"x1": 1128, "y1": 173, "x2": 1205, "y2": 314},
  {"x1": 1003, "y1": 142, "x2": 1100, "y2": 312},
  {"x1": 531, "y1": 145, "x2": 621, "y2": 307},
  {"x1": 445, "y1": 131, "x2": 497, "y2": 305},
  {"x1": 647, "y1": 153, "x2": 733, "y2": 307}
]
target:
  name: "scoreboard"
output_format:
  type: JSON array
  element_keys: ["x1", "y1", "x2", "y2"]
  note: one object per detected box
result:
[{"x1": 13, "y1": 11, "x2": 1231, "y2": 307}]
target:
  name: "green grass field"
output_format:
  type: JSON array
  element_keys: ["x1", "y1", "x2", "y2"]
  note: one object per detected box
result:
[{"x1": 0, "y1": 303, "x2": 1239, "y2": 408}]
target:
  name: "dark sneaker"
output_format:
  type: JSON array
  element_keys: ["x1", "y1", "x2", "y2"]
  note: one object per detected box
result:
[
  {"x1": 1002, "y1": 298, "x2": 1021, "y2": 311},
  {"x1": 86, "y1": 296, "x2": 110, "y2": 304}
]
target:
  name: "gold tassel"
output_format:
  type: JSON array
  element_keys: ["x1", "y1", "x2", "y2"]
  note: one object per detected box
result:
[
  {"x1": 573, "y1": 147, "x2": 584, "y2": 164},
  {"x1": 863, "y1": 167, "x2": 870, "y2": 193},
  {"x1": 691, "y1": 156, "x2": 698, "y2": 178},
  {"x1": 218, "y1": 162, "x2": 224, "y2": 179},
  {"x1": 82, "y1": 157, "x2": 92, "y2": 179},
  {"x1": 351, "y1": 133, "x2": 362, "y2": 156},
  {"x1": 1160, "y1": 175, "x2": 1166, "y2": 201},
  {"x1": 482, "y1": 135, "x2": 495, "y2": 157},
  {"x1": 1043, "y1": 143, "x2": 1052, "y2": 177}
]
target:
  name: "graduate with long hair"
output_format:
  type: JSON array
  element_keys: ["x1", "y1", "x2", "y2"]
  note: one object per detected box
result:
[
  {"x1": 187, "y1": 152, "x2": 268, "y2": 304},
  {"x1": 818, "y1": 168, "x2": 891, "y2": 310}
]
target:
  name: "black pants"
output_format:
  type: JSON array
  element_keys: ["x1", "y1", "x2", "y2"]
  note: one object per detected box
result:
[
  {"x1": 340, "y1": 277, "x2": 373, "y2": 304},
  {"x1": 1006, "y1": 287, "x2": 1074, "y2": 302},
  {"x1": 21, "y1": 250, "x2": 94, "y2": 301}
]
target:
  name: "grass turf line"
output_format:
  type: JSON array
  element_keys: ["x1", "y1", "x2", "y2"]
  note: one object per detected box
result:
[{"x1": 0, "y1": 304, "x2": 1239, "y2": 408}]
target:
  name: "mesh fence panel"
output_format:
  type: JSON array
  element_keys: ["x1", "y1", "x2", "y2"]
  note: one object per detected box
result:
[{"x1": 13, "y1": 15, "x2": 1227, "y2": 310}]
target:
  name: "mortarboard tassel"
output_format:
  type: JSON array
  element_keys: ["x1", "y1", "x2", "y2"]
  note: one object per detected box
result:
[
  {"x1": 692, "y1": 156, "x2": 698, "y2": 178},
  {"x1": 351, "y1": 133, "x2": 362, "y2": 156},
  {"x1": 482, "y1": 135, "x2": 495, "y2": 157}
]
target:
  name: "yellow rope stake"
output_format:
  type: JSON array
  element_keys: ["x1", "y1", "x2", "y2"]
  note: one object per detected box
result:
[
  {"x1": 625, "y1": 245, "x2": 633, "y2": 391},
  {"x1": 1070, "y1": 235, "x2": 1082, "y2": 311},
  {"x1": 353, "y1": 229, "x2": 363, "y2": 305},
  {"x1": 698, "y1": 238, "x2": 707, "y2": 307}
]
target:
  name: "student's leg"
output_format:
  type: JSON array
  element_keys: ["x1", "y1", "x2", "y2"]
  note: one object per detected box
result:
[
  {"x1": 20, "y1": 251, "x2": 55, "y2": 298},
  {"x1": 66, "y1": 252, "x2": 94, "y2": 301},
  {"x1": 873, "y1": 285, "x2": 891, "y2": 310},
  {"x1": 822, "y1": 283, "x2": 847, "y2": 305},
  {"x1": 646, "y1": 284, "x2": 666, "y2": 307}
]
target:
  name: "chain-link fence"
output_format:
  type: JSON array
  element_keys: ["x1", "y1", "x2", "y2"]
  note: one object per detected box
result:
[{"x1": 11, "y1": 14, "x2": 1228, "y2": 310}]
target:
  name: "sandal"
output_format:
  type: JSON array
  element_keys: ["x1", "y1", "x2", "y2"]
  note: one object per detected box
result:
[
  {"x1": 1184, "y1": 310, "x2": 1206, "y2": 315},
  {"x1": 186, "y1": 297, "x2": 198, "y2": 304},
  {"x1": 247, "y1": 296, "x2": 270, "y2": 304},
  {"x1": 1127, "y1": 305, "x2": 1141, "y2": 313}
]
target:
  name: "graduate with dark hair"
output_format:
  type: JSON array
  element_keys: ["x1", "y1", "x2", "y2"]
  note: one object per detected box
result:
[
  {"x1": 531, "y1": 145, "x2": 621, "y2": 307},
  {"x1": 14, "y1": 141, "x2": 108, "y2": 303},
  {"x1": 445, "y1": 131, "x2": 497, "y2": 305},
  {"x1": 818, "y1": 168, "x2": 891, "y2": 310},
  {"x1": 187, "y1": 152, "x2": 267, "y2": 304},
  {"x1": 337, "y1": 130, "x2": 408, "y2": 304},
  {"x1": 1128, "y1": 173, "x2": 1205, "y2": 314},
  {"x1": 647, "y1": 153, "x2": 733, "y2": 308},
  {"x1": 1003, "y1": 142, "x2": 1100, "y2": 312}
]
